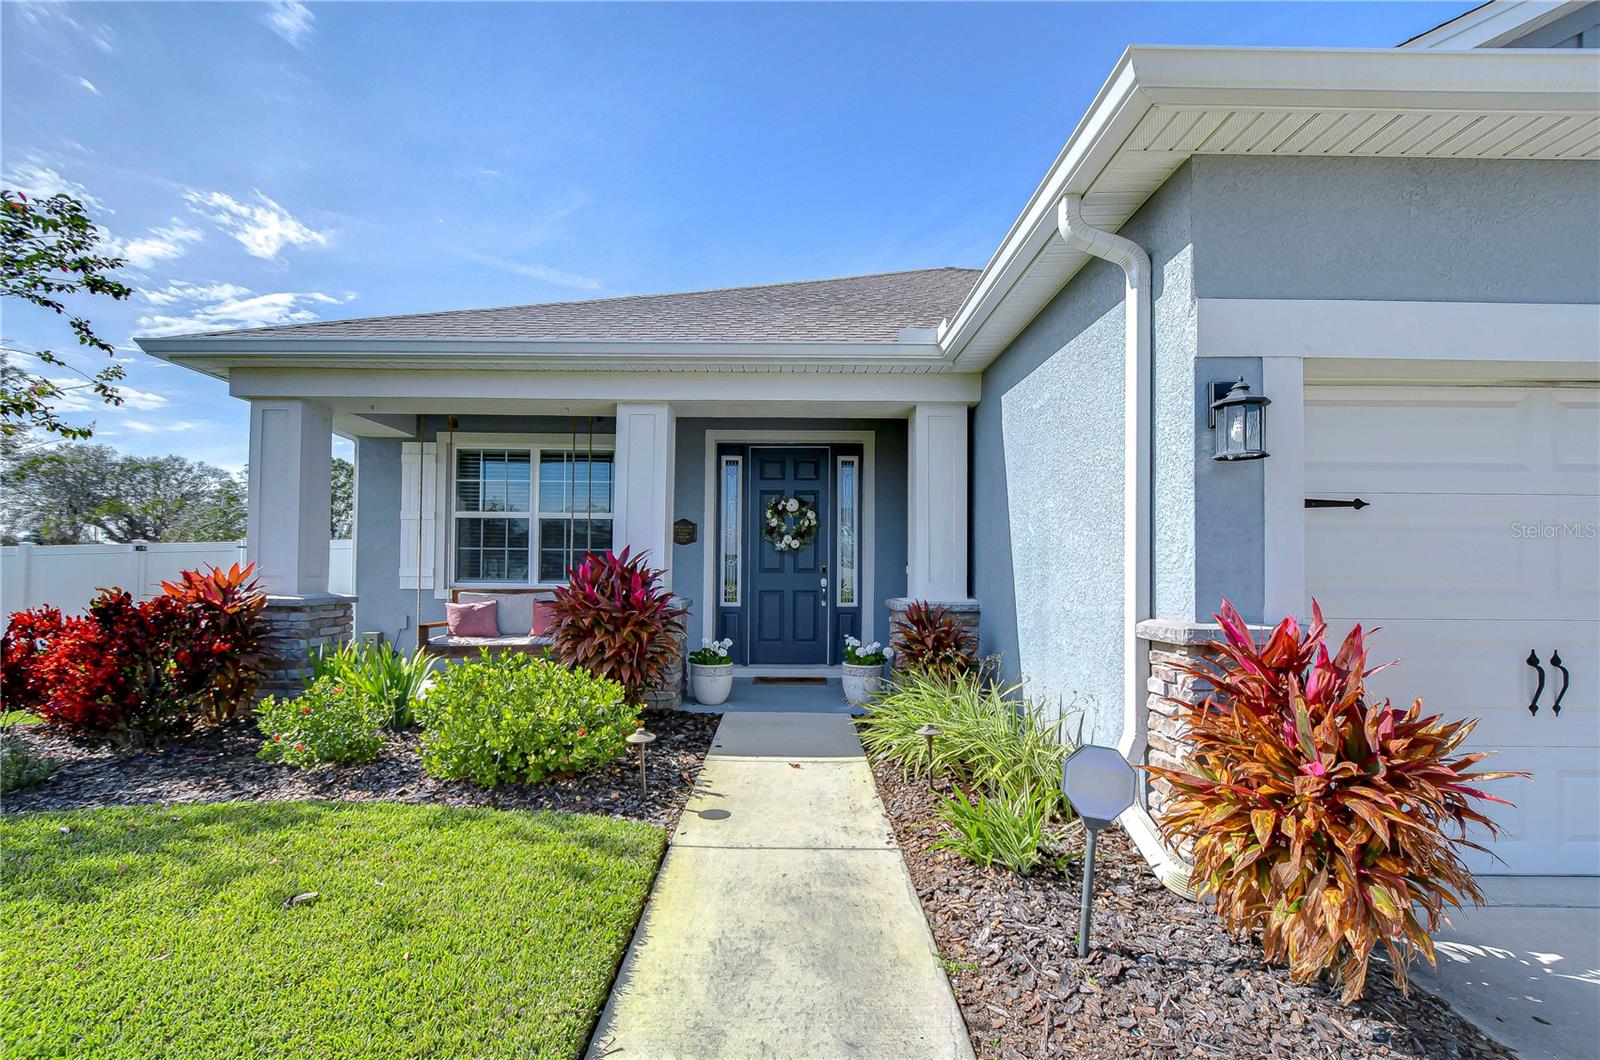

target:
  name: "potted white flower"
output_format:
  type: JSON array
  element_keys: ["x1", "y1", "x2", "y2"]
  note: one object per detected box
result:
[
  {"x1": 841, "y1": 636, "x2": 891, "y2": 705},
  {"x1": 688, "y1": 637, "x2": 735, "y2": 706}
]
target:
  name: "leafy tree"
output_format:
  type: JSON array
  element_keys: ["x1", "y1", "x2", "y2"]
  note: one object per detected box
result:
[
  {"x1": 1, "y1": 191, "x2": 131, "y2": 442},
  {"x1": 331, "y1": 456, "x2": 353, "y2": 538},
  {"x1": 2, "y1": 444, "x2": 246, "y2": 544}
]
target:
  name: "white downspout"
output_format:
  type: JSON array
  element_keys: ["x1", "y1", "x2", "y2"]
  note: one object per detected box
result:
[{"x1": 1056, "y1": 195, "x2": 1192, "y2": 896}]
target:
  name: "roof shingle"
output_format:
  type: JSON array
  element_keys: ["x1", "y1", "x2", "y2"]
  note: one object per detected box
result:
[{"x1": 180, "y1": 267, "x2": 979, "y2": 344}]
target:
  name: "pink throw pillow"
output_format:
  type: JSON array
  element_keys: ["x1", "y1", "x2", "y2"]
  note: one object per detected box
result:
[
  {"x1": 446, "y1": 600, "x2": 499, "y2": 637},
  {"x1": 530, "y1": 601, "x2": 560, "y2": 637}
]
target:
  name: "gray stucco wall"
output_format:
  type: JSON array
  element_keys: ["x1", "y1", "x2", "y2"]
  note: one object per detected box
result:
[
  {"x1": 671, "y1": 417, "x2": 908, "y2": 649},
  {"x1": 970, "y1": 153, "x2": 1598, "y2": 748},
  {"x1": 354, "y1": 413, "x2": 907, "y2": 652},
  {"x1": 1192, "y1": 156, "x2": 1600, "y2": 303},
  {"x1": 972, "y1": 164, "x2": 1204, "y2": 746}
]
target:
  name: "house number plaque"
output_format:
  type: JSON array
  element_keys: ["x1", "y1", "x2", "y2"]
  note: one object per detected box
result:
[{"x1": 673, "y1": 519, "x2": 698, "y2": 545}]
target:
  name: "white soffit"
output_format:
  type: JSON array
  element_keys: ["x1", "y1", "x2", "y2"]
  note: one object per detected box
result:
[
  {"x1": 1399, "y1": 0, "x2": 1591, "y2": 50},
  {"x1": 942, "y1": 45, "x2": 1600, "y2": 370}
]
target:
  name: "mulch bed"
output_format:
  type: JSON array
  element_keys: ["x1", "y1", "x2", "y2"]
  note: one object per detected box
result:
[
  {"x1": 870, "y1": 759, "x2": 1515, "y2": 1060},
  {"x1": 3, "y1": 709, "x2": 721, "y2": 831}
]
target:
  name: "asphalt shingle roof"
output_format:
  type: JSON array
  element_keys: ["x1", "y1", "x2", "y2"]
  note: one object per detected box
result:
[{"x1": 188, "y1": 268, "x2": 980, "y2": 343}]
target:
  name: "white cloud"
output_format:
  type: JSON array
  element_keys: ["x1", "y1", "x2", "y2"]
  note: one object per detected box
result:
[
  {"x1": 469, "y1": 253, "x2": 602, "y2": 291},
  {"x1": 263, "y1": 1, "x2": 315, "y2": 48},
  {"x1": 2, "y1": 160, "x2": 105, "y2": 211},
  {"x1": 122, "y1": 418, "x2": 206, "y2": 435},
  {"x1": 184, "y1": 189, "x2": 328, "y2": 260},
  {"x1": 48, "y1": 380, "x2": 169, "y2": 413},
  {"x1": 135, "y1": 281, "x2": 353, "y2": 337},
  {"x1": 14, "y1": 3, "x2": 115, "y2": 52},
  {"x1": 108, "y1": 220, "x2": 204, "y2": 269},
  {"x1": 142, "y1": 281, "x2": 252, "y2": 308},
  {"x1": 74, "y1": 76, "x2": 101, "y2": 95}
]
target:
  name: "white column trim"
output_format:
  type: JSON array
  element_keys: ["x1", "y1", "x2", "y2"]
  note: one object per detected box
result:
[
  {"x1": 613, "y1": 403, "x2": 676, "y2": 584},
  {"x1": 1261, "y1": 357, "x2": 1306, "y2": 623},
  {"x1": 247, "y1": 399, "x2": 334, "y2": 597},
  {"x1": 907, "y1": 403, "x2": 971, "y2": 602}
]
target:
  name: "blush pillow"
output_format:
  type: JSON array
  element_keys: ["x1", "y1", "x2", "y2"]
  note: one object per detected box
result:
[
  {"x1": 446, "y1": 600, "x2": 499, "y2": 638},
  {"x1": 531, "y1": 601, "x2": 560, "y2": 637}
]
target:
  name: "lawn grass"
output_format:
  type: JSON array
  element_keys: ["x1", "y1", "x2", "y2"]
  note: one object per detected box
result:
[{"x1": 2, "y1": 801, "x2": 665, "y2": 1059}]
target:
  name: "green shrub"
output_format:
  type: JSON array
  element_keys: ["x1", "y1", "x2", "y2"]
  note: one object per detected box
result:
[
  {"x1": 256, "y1": 676, "x2": 387, "y2": 769},
  {"x1": 859, "y1": 670, "x2": 1072, "y2": 816},
  {"x1": 934, "y1": 779, "x2": 1056, "y2": 875},
  {"x1": 414, "y1": 652, "x2": 636, "y2": 787},
  {"x1": 0, "y1": 714, "x2": 55, "y2": 794},
  {"x1": 311, "y1": 639, "x2": 433, "y2": 729}
]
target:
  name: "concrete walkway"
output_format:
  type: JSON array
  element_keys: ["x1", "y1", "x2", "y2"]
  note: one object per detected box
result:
[
  {"x1": 588, "y1": 711, "x2": 973, "y2": 1060},
  {"x1": 1407, "y1": 876, "x2": 1599, "y2": 1060}
]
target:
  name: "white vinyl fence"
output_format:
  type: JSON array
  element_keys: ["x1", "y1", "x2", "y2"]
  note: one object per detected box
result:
[{"x1": 1, "y1": 540, "x2": 353, "y2": 615}]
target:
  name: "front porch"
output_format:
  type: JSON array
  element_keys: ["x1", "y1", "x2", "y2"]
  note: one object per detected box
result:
[{"x1": 237, "y1": 381, "x2": 981, "y2": 682}]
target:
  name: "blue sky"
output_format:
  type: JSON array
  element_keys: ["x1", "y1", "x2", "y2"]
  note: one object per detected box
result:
[{"x1": 3, "y1": 0, "x2": 1465, "y2": 471}]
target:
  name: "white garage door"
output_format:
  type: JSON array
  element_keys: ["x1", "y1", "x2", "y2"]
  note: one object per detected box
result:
[{"x1": 1305, "y1": 385, "x2": 1600, "y2": 876}]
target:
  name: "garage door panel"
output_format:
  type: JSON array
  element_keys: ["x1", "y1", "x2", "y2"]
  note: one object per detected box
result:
[
  {"x1": 1306, "y1": 385, "x2": 1599, "y2": 876},
  {"x1": 1306, "y1": 494, "x2": 1597, "y2": 621},
  {"x1": 1458, "y1": 748, "x2": 1600, "y2": 877},
  {"x1": 1316, "y1": 619, "x2": 1599, "y2": 750},
  {"x1": 1306, "y1": 388, "x2": 1599, "y2": 496}
]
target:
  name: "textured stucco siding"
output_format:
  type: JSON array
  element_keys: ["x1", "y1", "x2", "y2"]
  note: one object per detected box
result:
[
  {"x1": 671, "y1": 417, "x2": 908, "y2": 650},
  {"x1": 1193, "y1": 156, "x2": 1600, "y2": 303},
  {"x1": 972, "y1": 165, "x2": 1200, "y2": 746}
]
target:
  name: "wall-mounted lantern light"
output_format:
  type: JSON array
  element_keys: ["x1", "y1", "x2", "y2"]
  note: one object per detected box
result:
[{"x1": 1209, "y1": 377, "x2": 1270, "y2": 461}]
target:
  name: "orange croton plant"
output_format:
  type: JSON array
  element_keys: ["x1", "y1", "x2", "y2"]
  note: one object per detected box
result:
[{"x1": 1145, "y1": 600, "x2": 1522, "y2": 1002}]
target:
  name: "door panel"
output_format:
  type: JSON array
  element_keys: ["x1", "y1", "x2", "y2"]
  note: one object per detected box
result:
[
  {"x1": 1305, "y1": 386, "x2": 1599, "y2": 876},
  {"x1": 748, "y1": 447, "x2": 830, "y2": 665}
]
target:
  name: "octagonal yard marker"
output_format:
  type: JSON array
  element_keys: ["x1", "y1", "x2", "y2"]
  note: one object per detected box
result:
[{"x1": 1061, "y1": 745, "x2": 1138, "y2": 957}]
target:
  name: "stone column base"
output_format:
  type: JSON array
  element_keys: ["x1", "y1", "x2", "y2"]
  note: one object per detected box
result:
[
  {"x1": 260, "y1": 593, "x2": 357, "y2": 700},
  {"x1": 642, "y1": 595, "x2": 691, "y2": 712},
  {"x1": 1135, "y1": 618, "x2": 1274, "y2": 862}
]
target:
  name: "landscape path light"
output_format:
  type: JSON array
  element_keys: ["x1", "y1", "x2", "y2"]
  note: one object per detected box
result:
[
  {"x1": 916, "y1": 724, "x2": 941, "y2": 788},
  {"x1": 1060, "y1": 745, "x2": 1138, "y2": 958},
  {"x1": 627, "y1": 724, "x2": 657, "y2": 799}
]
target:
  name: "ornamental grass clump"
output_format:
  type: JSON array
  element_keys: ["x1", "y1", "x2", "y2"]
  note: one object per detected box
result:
[
  {"x1": 547, "y1": 548, "x2": 686, "y2": 706},
  {"x1": 892, "y1": 601, "x2": 976, "y2": 679},
  {"x1": 1146, "y1": 600, "x2": 1521, "y2": 1002},
  {"x1": 311, "y1": 639, "x2": 433, "y2": 729}
]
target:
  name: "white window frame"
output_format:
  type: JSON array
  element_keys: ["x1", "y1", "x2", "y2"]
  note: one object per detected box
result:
[
  {"x1": 835, "y1": 454, "x2": 860, "y2": 607},
  {"x1": 718, "y1": 454, "x2": 743, "y2": 606},
  {"x1": 440, "y1": 433, "x2": 617, "y2": 591}
]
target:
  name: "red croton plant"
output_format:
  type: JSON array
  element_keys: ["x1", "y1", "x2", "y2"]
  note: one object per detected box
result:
[
  {"x1": 547, "y1": 548, "x2": 686, "y2": 706},
  {"x1": 892, "y1": 600, "x2": 977, "y2": 679},
  {"x1": 160, "y1": 563, "x2": 272, "y2": 725},
  {"x1": 1145, "y1": 600, "x2": 1521, "y2": 1003}
]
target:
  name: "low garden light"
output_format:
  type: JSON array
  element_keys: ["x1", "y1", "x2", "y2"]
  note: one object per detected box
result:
[
  {"x1": 1209, "y1": 377, "x2": 1270, "y2": 461},
  {"x1": 916, "y1": 723, "x2": 941, "y2": 788},
  {"x1": 1061, "y1": 745, "x2": 1138, "y2": 958},
  {"x1": 626, "y1": 724, "x2": 657, "y2": 799}
]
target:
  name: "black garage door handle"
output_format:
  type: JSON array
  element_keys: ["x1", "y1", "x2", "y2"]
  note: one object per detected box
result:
[
  {"x1": 1527, "y1": 650, "x2": 1546, "y2": 717},
  {"x1": 1550, "y1": 651, "x2": 1570, "y2": 717}
]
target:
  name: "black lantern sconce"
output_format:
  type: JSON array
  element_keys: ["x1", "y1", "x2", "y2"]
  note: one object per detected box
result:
[{"x1": 1209, "y1": 377, "x2": 1270, "y2": 461}]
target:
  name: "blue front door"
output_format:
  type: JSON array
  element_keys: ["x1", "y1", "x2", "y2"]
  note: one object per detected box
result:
[{"x1": 748, "y1": 447, "x2": 830, "y2": 665}]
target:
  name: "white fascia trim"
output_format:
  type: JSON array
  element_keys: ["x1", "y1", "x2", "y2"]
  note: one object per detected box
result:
[
  {"x1": 937, "y1": 44, "x2": 1600, "y2": 370},
  {"x1": 1400, "y1": 0, "x2": 1589, "y2": 50},
  {"x1": 1197, "y1": 298, "x2": 1600, "y2": 362},
  {"x1": 137, "y1": 337, "x2": 949, "y2": 380}
]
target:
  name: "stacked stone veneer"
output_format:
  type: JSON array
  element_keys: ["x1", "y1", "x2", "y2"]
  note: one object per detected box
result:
[
  {"x1": 259, "y1": 594, "x2": 356, "y2": 699},
  {"x1": 641, "y1": 595, "x2": 691, "y2": 712},
  {"x1": 885, "y1": 597, "x2": 981, "y2": 667},
  {"x1": 1137, "y1": 618, "x2": 1275, "y2": 837}
]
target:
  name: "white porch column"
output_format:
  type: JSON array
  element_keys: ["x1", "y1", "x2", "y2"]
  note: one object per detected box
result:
[
  {"x1": 247, "y1": 399, "x2": 334, "y2": 596},
  {"x1": 613, "y1": 402, "x2": 676, "y2": 583},
  {"x1": 906, "y1": 402, "x2": 970, "y2": 602}
]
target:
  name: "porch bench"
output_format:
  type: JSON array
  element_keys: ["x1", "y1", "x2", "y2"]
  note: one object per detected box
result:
[{"x1": 418, "y1": 588, "x2": 558, "y2": 659}]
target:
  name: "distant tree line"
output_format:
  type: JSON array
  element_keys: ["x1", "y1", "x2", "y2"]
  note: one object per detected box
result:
[{"x1": 1, "y1": 445, "x2": 353, "y2": 545}]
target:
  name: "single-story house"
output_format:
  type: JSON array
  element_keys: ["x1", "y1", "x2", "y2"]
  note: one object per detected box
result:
[{"x1": 141, "y1": 0, "x2": 1600, "y2": 883}]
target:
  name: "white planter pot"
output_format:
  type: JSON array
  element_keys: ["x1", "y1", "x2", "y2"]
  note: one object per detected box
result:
[
  {"x1": 841, "y1": 662, "x2": 884, "y2": 706},
  {"x1": 690, "y1": 662, "x2": 734, "y2": 706}
]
